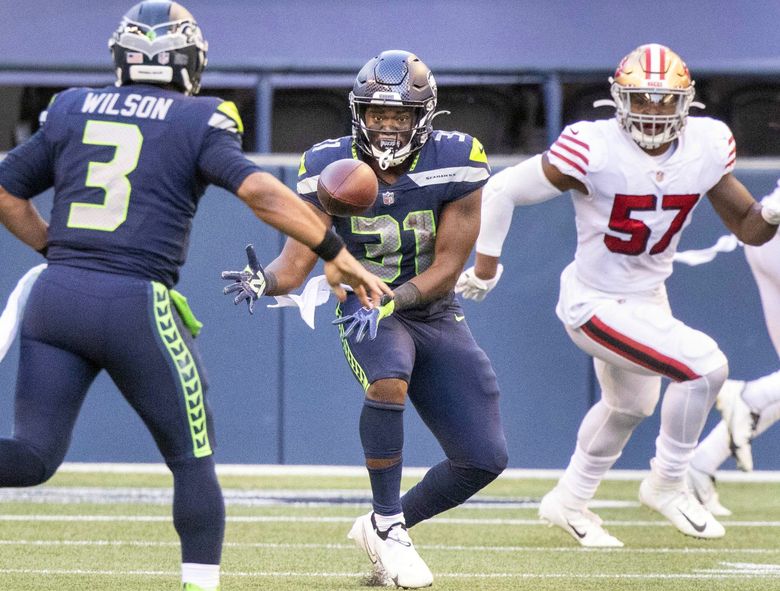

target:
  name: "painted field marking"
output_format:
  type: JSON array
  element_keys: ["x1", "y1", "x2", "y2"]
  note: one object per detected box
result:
[
  {"x1": 0, "y1": 539, "x2": 779, "y2": 555},
  {"x1": 0, "y1": 567, "x2": 778, "y2": 580}
]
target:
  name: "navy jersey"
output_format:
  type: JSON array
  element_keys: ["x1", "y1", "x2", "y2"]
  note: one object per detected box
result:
[
  {"x1": 297, "y1": 131, "x2": 490, "y2": 288},
  {"x1": 0, "y1": 84, "x2": 260, "y2": 287}
]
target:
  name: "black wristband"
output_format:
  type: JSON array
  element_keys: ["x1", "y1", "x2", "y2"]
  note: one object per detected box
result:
[
  {"x1": 311, "y1": 228, "x2": 345, "y2": 261},
  {"x1": 392, "y1": 281, "x2": 422, "y2": 312},
  {"x1": 37, "y1": 245, "x2": 48, "y2": 257},
  {"x1": 263, "y1": 270, "x2": 279, "y2": 296}
]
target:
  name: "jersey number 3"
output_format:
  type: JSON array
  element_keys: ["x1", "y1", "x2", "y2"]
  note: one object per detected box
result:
[
  {"x1": 67, "y1": 120, "x2": 143, "y2": 232},
  {"x1": 604, "y1": 193, "x2": 699, "y2": 255}
]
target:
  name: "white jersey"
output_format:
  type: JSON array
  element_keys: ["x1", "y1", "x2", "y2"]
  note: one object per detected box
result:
[{"x1": 548, "y1": 117, "x2": 735, "y2": 294}]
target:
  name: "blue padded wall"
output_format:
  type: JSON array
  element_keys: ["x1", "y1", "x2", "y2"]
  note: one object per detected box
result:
[{"x1": 0, "y1": 164, "x2": 778, "y2": 469}]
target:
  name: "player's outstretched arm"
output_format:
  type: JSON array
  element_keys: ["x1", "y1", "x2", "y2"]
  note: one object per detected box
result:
[
  {"x1": 237, "y1": 172, "x2": 339, "y2": 250},
  {"x1": 457, "y1": 153, "x2": 572, "y2": 301},
  {"x1": 0, "y1": 185, "x2": 48, "y2": 253},
  {"x1": 708, "y1": 173, "x2": 778, "y2": 246},
  {"x1": 236, "y1": 172, "x2": 390, "y2": 306},
  {"x1": 323, "y1": 249, "x2": 393, "y2": 305}
]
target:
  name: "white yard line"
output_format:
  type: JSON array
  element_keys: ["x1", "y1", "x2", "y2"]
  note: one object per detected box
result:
[
  {"x1": 0, "y1": 567, "x2": 776, "y2": 580},
  {"x1": 0, "y1": 514, "x2": 778, "y2": 528},
  {"x1": 56, "y1": 462, "x2": 780, "y2": 482},
  {"x1": 0, "y1": 539, "x2": 779, "y2": 555},
  {"x1": 0, "y1": 486, "x2": 637, "y2": 509}
]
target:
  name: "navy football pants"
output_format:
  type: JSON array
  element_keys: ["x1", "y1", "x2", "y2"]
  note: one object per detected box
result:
[
  {"x1": 339, "y1": 294, "x2": 508, "y2": 475},
  {"x1": 1, "y1": 265, "x2": 224, "y2": 563}
]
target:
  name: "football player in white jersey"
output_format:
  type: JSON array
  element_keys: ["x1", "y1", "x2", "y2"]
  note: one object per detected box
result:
[
  {"x1": 689, "y1": 179, "x2": 780, "y2": 516},
  {"x1": 456, "y1": 43, "x2": 780, "y2": 547}
]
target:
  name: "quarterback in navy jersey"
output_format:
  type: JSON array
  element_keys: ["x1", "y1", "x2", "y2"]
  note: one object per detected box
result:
[
  {"x1": 224, "y1": 50, "x2": 508, "y2": 588},
  {"x1": 0, "y1": 3, "x2": 387, "y2": 591}
]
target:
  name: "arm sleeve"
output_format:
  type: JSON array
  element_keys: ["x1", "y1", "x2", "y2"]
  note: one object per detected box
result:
[
  {"x1": 196, "y1": 128, "x2": 262, "y2": 194},
  {"x1": 475, "y1": 154, "x2": 560, "y2": 256},
  {"x1": 0, "y1": 129, "x2": 54, "y2": 199}
]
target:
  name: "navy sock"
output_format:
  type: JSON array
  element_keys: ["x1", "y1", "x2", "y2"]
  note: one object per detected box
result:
[
  {"x1": 0, "y1": 439, "x2": 49, "y2": 486},
  {"x1": 402, "y1": 460, "x2": 499, "y2": 528},
  {"x1": 360, "y1": 398, "x2": 404, "y2": 516},
  {"x1": 169, "y1": 455, "x2": 225, "y2": 565}
]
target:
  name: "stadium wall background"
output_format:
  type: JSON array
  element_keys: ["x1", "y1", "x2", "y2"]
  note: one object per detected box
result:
[
  {"x1": 0, "y1": 160, "x2": 779, "y2": 470},
  {"x1": 0, "y1": 0, "x2": 779, "y2": 469}
]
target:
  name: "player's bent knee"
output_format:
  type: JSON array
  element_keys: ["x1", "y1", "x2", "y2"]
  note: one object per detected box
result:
[
  {"x1": 367, "y1": 378, "x2": 407, "y2": 406},
  {"x1": 679, "y1": 330, "x2": 728, "y2": 378},
  {"x1": 451, "y1": 463, "x2": 503, "y2": 498},
  {"x1": 702, "y1": 362, "x2": 729, "y2": 390},
  {"x1": 0, "y1": 439, "x2": 55, "y2": 486},
  {"x1": 461, "y1": 438, "x2": 508, "y2": 475},
  {"x1": 605, "y1": 394, "x2": 659, "y2": 419},
  {"x1": 487, "y1": 440, "x2": 509, "y2": 474}
]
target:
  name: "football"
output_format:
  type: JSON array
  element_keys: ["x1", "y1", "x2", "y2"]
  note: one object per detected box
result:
[{"x1": 317, "y1": 159, "x2": 378, "y2": 217}]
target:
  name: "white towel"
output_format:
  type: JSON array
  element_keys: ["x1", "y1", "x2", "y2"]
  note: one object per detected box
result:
[
  {"x1": 267, "y1": 274, "x2": 350, "y2": 329},
  {"x1": 673, "y1": 234, "x2": 742, "y2": 266},
  {"x1": 0, "y1": 264, "x2": 47, "y2": 362}
]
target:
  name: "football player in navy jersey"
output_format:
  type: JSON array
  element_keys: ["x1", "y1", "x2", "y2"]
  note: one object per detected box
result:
[
  {"x1": 223, "y1": 50, "x2": 508, "y2": 588},
  {"x1": 0, "y1": 3, "x2": 388, "y2": 591}
]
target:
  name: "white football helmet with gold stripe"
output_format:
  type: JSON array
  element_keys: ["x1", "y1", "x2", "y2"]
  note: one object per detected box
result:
[{"x1": 609, "y1": 44, "x2": 696, "y2": 149}]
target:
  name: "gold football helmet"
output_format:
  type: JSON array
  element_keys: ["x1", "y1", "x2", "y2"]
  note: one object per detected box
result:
[{"x1": 610, "y1": 43, "x2": 695, "y2": 149}]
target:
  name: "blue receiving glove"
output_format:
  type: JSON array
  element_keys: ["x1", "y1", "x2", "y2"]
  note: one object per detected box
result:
[
  {"x1": 221, "y1": 244, "x2": 267, "y2": 315},
  {"x1": 333, "y1": 295, "x2": 395, "y2": 343}
]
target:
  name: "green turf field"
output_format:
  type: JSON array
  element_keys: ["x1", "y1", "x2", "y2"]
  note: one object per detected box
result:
[{"x1": 0, "y1": 465, "x2": 778, "y2": 590}]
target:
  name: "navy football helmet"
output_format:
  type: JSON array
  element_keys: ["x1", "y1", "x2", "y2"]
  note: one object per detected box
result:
[
  {"x1": 109, "y1": 1, "x2": 208, "y2": 95},
  {"x1": 350, "y1": 50, "x2": 440, "y2": 169}
]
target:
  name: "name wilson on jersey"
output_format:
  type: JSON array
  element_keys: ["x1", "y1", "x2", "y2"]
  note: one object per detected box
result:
[{"x1": 80, "y1": 92, "x2": 173, "y2": 120}]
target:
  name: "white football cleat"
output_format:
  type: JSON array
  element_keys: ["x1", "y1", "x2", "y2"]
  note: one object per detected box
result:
[
  {"x1": 348, "y1": 512, "x2": 433, "y2": 589},
  {"x1": 716, "y1": 380, "x2": 758, "y2": 472},
  {"x1": 687, "y1": 465, "x2": 732, "y2": 517},
  {"x1": 639, "y1": 476, "x2": 725, "y2": 538},
  {"x1": 539, "y1": 488, "x2": 623, "y2": 547}
]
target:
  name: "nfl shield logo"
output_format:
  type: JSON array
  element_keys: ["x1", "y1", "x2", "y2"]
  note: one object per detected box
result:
[
  {"x1": 382, "y1": 191, "x2": 395, "y2": 205},
  {"x1": 656, "y1": 171, "x2": 664, "y2": 182},
  {"x1": 158, "y1": 52, "x2": 170, "y2": 65}
]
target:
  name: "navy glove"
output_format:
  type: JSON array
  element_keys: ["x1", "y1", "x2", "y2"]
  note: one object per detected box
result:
[
  {"x1": 221, "y1": 244, "x2": 267, "y2": 315},
  {"x1": 333, "y1": 295, "x2": 395, "y2": 343}
]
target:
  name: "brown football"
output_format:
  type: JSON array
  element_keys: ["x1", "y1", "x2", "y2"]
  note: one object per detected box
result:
[{"x1": 316, "y1": 159, "x2": 378, "y2": 217}]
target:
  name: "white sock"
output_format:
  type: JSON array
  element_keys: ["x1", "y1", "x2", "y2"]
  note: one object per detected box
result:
[
  {"x1": 374, "y1": 511, "x2": 405, "y2": 531},
  {"x1": 691, "y1": 421, "x2": 731, "y2": 475},
  {"x1": 742, "y1": 370, "x2": 780, "y2": 414},
  {"x1": 182, "y1": 563, "x2": 220, "y2": 590},
  {"x1": 653, "y1": 431, "x2": 696, "y2": 482},
  {"x1": 558, "y1": 445, "x2": 621, "y2": 508}
]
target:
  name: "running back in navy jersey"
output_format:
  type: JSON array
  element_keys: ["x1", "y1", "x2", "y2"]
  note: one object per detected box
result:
[
  {"x1": 0, "y1": 84, "x2": 258, "y2": 287},
  {"x1": 297, "y1": 131, "x2": 490, "y2": 288}
]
